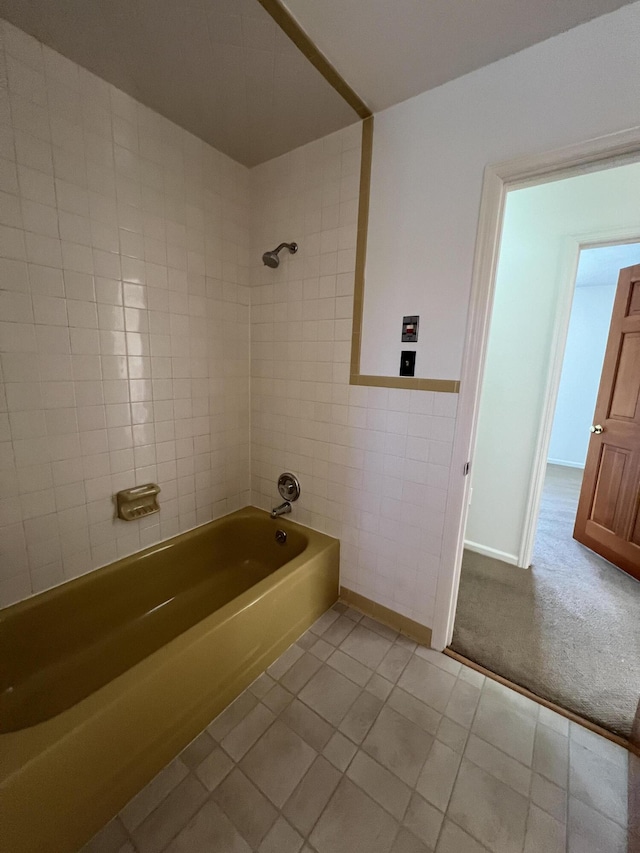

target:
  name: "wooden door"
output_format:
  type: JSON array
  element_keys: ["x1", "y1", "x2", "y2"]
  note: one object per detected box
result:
[{"x1": 573, "y1": 263, "x2": 640, "y2": 581}]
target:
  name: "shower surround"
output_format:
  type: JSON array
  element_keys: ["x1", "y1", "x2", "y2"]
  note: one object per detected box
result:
[
  {"x1": 0, "y1": 20, "x2": 251, "y2": 606},
  {"x1": 1, "y1": 18, "x2": 457, "y2": 631}
]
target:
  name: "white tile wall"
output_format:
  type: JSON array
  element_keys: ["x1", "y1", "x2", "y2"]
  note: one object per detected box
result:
[
  {"x1": 0, "y1": 18, "x2": 457, "y2": 629},
  {"x1": 0, "y1": 21, "x2": 251, "y2": 606},
  {"x1": 250, "y1": 128, "x2": 457, "y2": 627}
]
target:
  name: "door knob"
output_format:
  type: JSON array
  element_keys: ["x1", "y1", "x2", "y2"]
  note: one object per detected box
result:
[{"x1": 590, "y1": 424, "x2": 604, "y2": 435}]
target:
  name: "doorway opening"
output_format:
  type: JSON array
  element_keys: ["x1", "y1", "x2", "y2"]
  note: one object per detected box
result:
[{"x1": 449, "y1": 162, "x2": 640, "y2": 739}]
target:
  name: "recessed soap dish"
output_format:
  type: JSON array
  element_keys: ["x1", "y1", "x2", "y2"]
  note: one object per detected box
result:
[{"x1": 116, "y1": 484, "x2": 161, "y2": 521}]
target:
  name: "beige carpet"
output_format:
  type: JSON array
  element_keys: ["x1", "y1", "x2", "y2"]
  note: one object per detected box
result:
[{"x1": 451, "y1": 464, "x2": 640, "y2": 740}]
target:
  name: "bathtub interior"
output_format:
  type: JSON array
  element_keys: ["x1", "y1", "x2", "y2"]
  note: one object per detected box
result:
[{"x1": 0, "y1": 510, "x2": 309, "y2": 733}]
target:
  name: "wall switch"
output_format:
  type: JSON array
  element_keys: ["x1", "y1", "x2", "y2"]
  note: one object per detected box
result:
[
  {"x1": 402, "y1": 315, "x2": 419, "y2": 342},
  {"x1": 400, "y1": 350, "x2": 416, "y2": 376}
]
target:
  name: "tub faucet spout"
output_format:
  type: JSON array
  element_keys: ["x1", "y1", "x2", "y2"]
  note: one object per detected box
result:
[{"x1": 271, "y1": 501, "x2": 291, "y2": 519}]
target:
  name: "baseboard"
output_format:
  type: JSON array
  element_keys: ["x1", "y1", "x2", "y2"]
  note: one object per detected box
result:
[
  {"x1": 547, "y1": 459, "x2": 585, "y2": 469},
  {"x1": 339, "y1": 587, "x2": 432, "y2": 647},
  {"x1": 444, "y1": 649, "x2": 638, "y2": 756},
  {"x1": 464, "y1": 540, "x2": 520, "y2": 566}
]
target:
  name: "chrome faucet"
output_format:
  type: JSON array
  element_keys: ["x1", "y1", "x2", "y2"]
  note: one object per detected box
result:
[{"x1": 271, "y1": 500, "x2": 291, "y2": 519}]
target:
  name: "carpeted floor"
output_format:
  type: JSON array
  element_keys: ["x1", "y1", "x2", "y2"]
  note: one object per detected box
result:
[{"x1": 451, "y1": 464, "x2": 640, "y2": 740}]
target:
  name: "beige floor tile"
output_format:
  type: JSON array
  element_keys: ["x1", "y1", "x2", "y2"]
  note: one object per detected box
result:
[
  {"x1": 295, "y1": 629, "x2": 318, "y2": 651},
  {"x1": 362, "y1": 705, "x2": 433, "y2": 786},
  {"x1": 416, "y1": 739, "x2": 462, "y2": 812},
  {"x1": 532, "y1": 722, "x2": 568, "y2": 788},
  {"x1": 366, "y1": 672, "x2": 395, "y2": 700},
  {"x1": 179, "y1": 731, "x2": 215, "y2": 770},
  {"x1": 444, "y1": 679, "x2": 481, "y2": 728},
  {"x1": 397, "y1": 656, "x2": 456, "y2": 713},
  {"x1": 338, "y1": 690, "x2": 383, "y2": 743},
  {"x1": 322, "y1": 614, "x2": 358, "y2": 646},
  {"x1": 377, "y1": 644, "x2": 413, "y2": 683},
  {"x1": 309, "y1": 608, "x2": 340, "y2": 636},
  {"x1": 328, "y1": 647, "x2": 374, "y2": 686},
  {"x1": 394, "y1": 635, "x2": 418, "y2": 653},
  {"x1": 342, "y1": 606, "x2": 364, "y2": 622},
  {"x1": 310, "y1": 637, "x2": 334, "y2": 661},
  {"x1": 309, "y1": 777, "x2": 399, "y2": 853},
  {"x1": 387, "y1": 685, "x2": 442, "y2": 734},
  {"x1": 239, "y1": 720, "x2": 316, "y2": 808},
  {"x1": 131, "y1": 775, "x2": 208, "y2": 853},
  {"x1": 322, "y1": 730, "x2": 358, "y2": 771},
  {"x1": 119, "y1": 758, "x2": 188, "y2": 832},
  {"x1": 262, "y1": 682, "x2": 294, "y2": 714},
  {"x1": 537, "y1": 705, "x2": 569, "y2": 736},
  {"x1": 523, "y1": 804, "x2": 565, "y2": 853},
  {"x1": 340, "y1": 623, "x2": 394, "y2": 669},
  {"x1": 194, "y1": 747, "x2": 234, "y2": 792},
  {"x1": 280, "y1": 651, "x2": 323, "y2": 693},
  {"x1": 436, "y1": 717, "x2": 469, "y2": 752},
  {"x1": 569, "y1": 741, "x2": 627, "y2": 826},
  {"x1": 458, "y1": 665, "x2": 485, "y2": 690},
  {"x1": 347, "y1": 750, "x2": 412, "y2": 820},
  {"x1": 391, "y1": 827, "x2": 433, "y2": 853},
  {"x1": 298, "y1": 664, "x2": 361, "y2": 725},
  {"x1": 403, "y1": 792, "x2": 444, "y2": 849},
  {"x1": 221, "y1": 702, "x2": 276, "y2": 761},
  {"x1": 212, "y1": 768, "x2": 278, "y2": 849},
  {"x1": 437, "y1": 715, "x2": 469, "y2": 753},
  {"x1": 471, "y1": 692, "x2": 536, "y2": 766},
  {"x1": 530, "y1": 773, "x2": 567, "y2": 823},
  {"x1": 569, "y1": 721, "x2": 628, "y2": 768},
  {"x1": 79, "y1": 818, "x2": 128, "y2": 853},
  {"x1": 163, "y1": 798, "x2": 250, "y2": 853},
  {"x1": 249, "y1": 672, "x2": 276, "y2": 699},
  {"x1": 283, "y1": 756, "x2": 342, "y2": 836},
  {"x1": 207, "y1": 690, "x2": 258, "y2": 741},
  {"x1": 94, "y1": 609, "x2": 632, "y2": 853},
  {"x1": 281, "y1": 697, "x2": 335, "y2": 750},
  {"x1": 448, "y1": 759, "x2": 529, "y2": 853},
  {"x1": 266, "y1": 643, "x2": 304, "y2": 679},
  {"x1": 464, "y1": 734, "x2": 531, "y2": 797},
  {"x1": 568, "y1": 796, "x2": 628, "y2": 853},
  {"x1": 482, "y1": 679, "x2": 539, "y2": 719},
  {"x1": 258, "y1": 816, "x2": 304, "y2": 853},
  {"x1": 414, "y1": 646, "x2": 461, "y2": 676},
  {"x1": 435, "y1": 820, "x2": 491, "y2": 853}
]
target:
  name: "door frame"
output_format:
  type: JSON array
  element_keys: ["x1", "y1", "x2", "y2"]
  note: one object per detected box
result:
[{"x1": 431, "y1": 125, "x2": 640, "y2": 651}]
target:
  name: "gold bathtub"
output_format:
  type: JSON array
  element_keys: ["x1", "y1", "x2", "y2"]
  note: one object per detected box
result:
[{"x1": 0, "y1": 507, "x2": 339, "y2": 853}]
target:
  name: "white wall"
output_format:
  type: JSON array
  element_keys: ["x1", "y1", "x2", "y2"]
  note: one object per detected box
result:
[
  {"x1": 360, "y1": 1, "x2": 640, "y2": 379},
  {"x1": 465, "y1": 165, "x2": 640, "y2": 564},
  {"x1": 547, "y1": 283, "x2": 617, "y2": 468},
  {"x1": 0, "y1": 21, "x2": 251, "y2": 607}
]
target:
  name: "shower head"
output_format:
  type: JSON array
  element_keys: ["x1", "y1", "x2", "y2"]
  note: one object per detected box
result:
[{"x1": 262, "y1": 242, "x2": 298, "y2": 268}]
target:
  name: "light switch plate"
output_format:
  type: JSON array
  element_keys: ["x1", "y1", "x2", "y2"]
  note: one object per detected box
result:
[{"x1": 400, "y1": 350, "x2": 416, "y2": 377}]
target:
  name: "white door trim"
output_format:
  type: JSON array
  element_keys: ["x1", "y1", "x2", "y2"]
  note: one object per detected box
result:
[{"x1": 430, "y1": 125, "x2": 640, "y2": 651}]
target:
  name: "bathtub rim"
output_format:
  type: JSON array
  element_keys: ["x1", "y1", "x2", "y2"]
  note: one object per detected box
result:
[{"x1": 0, "y1": 505, "x2": 337, "y2": 779}]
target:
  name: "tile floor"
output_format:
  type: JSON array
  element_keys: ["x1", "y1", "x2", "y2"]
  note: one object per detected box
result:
[{"x1": 80, "y1": 604, "x2": 636, "y2": 853}]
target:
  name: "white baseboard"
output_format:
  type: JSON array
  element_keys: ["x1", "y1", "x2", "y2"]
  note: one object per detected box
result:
[
  {"x1": 464, "y1": 540, "x2": 521, "y2": 566},
  {"x1": 547, "y1": 458, "x2": 585, "y2": 469}
]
